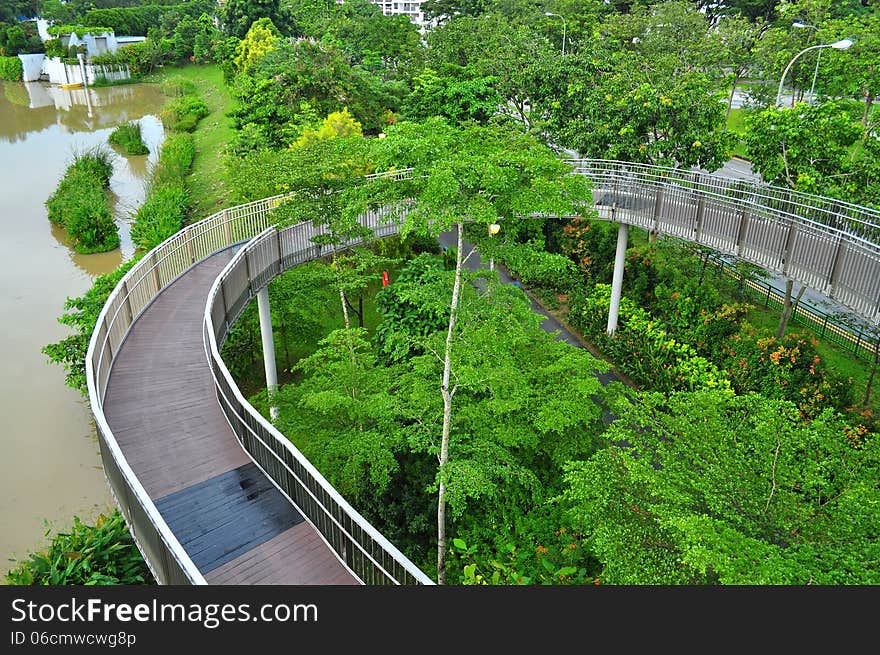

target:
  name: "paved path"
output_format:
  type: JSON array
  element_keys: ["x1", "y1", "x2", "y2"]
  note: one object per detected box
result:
[{"x1": 437, "y1": 230, "x2": 627, "y2": 427}]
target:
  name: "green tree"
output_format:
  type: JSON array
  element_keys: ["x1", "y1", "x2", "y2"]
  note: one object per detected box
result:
[
  {"x1": 402, "y1": 68, "x2": 502, "y2": 125},
  {"x1": 562, "y1": 389, "x2": 880, "y2": 584},
  {"x1": 220, "y1": 0, "x2": 294, "y2": 38},
  {"x1": 366, "y1": 119, "x2": 595, "y2": 583},
  {"x1": 743, "y1": 100, "x2": 862, "y2": 191},
  {"x1": 233, "y1": 16, "x2": 281, "y2": 74}
]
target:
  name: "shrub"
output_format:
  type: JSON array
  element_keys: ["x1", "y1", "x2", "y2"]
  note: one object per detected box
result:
[
  {"x1": 45, "y1": 149, "x2": 119, "y2": 253},
  {"x1": 108, "y1": 121, "x2": 149, "y2": 155},
  {"x1": 570, "y1": 284, "x2": 731, "y2": 393},
  {"x1": 492, "y1": 241, "x2": 579, "y2": 293},
  {"x1": 160, "y1": 95, "x2": 209, "y2": 132},
  {"x1": 130, "y1": 183, "x2": 189, "y2": 250},
  {"x1": 0, "y1": 56, "x2": 22, "y2": 81},
  {"x1": 151, "y1": 133, "x2": 196, "y2": 186},
  {"x1": 161, "y1": 76, "x2": 197, "y2": 97},
  {"x1": 721, "y1": 329, "x2": 855, "y2": 418},
  {"x1": 5, "y1": 510, "x2": 153, "y2": 585}
]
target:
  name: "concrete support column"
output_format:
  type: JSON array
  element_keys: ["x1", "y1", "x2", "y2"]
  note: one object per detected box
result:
[
  {"x1": 257, "y1": 286, "x2": 279, "y2": 420},
  {"x1": 606, "y1": 223, "x2": 629, "y2": 336}
]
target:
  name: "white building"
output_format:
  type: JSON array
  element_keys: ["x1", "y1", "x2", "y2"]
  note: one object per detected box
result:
[{"x1": 370, "y1": 0, "x2": 429, "y2": 29}]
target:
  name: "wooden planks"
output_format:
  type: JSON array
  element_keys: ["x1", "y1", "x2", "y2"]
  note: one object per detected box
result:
[
  {"x1": 205, "y1": 523, "x2": 359, "y2": 585},
  {"x1": 102, "y1": 250, "x2": 358, "y2": 585},
  {"x1": 155, "y1": 463, "x2": 305, "y2": 573}
]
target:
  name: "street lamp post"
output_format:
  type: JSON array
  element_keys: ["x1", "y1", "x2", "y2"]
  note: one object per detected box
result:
[
  {"x1": 793, "y1": 22, "x2": 821, "y2": 104},
  {"x1": 488, "y1": 223, "x2": 500, "y2": 271},
  {"x1": 545, "y1": 12, "x2": 566, "y2": 56},
  {"x1": 776, "y1": 39, "x2": 853, "y2": 107}
]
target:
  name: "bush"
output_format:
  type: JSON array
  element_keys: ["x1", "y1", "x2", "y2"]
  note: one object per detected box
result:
[
  {"x1": 5, "y1": 510, "x2": 153, "y2": 585},
  {"x1": 0, "y1": 56, "x2": 22, "y2": 81},
  {"x1": 130, "y1": 183, "x2": 189, "y2": 250},
  {"x1": 721, "y1": 329, "x2": 855, "y2": 418},
  {"x1": 570, "y1": 284, "x2": 731, "y2": 393},
  {"x1": 160, "y1": 95, "x2": 209, "y2": 132},
  {"x1": 108, "y1": 121, "x2": 149, "y2": 155},
  {"x1": 493, "y1": 241, "x2": 579, "y2": 293},
  {"x1": 151, "y1": 133, "x2": 196, "y2": 186},
  {"x1": 45, "y1": 149, "x2": 119, "y2": 253},
  {"x1": 161, "y1": 76, "x2": 197, "y2": 97}
]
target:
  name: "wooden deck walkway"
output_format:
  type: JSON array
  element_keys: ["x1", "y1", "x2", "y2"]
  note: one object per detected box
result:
[{"x1": 102, "y1": 250, "x2": 358, "y2": 585}]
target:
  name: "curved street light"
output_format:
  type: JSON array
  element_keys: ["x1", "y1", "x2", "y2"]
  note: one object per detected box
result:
[
  {"x1": 776, "y1": 38, "x2": 853, "y2": 107},
  {"x1": 793, "y1": 22, "x2": 822, "y2": 104},
  {"x1": 545, "y1": 12, "x2": 566, "y2": 56}
]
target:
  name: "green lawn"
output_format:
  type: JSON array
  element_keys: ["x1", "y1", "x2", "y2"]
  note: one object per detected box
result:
[
  {"x1": 145, "y1": 64, "x2": 235, "y2": 220},
  {"x1": 725, "y1": 107, "x2": 750, "y2": 159}
]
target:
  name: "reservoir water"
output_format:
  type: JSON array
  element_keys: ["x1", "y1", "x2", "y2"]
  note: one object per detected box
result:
[{"x1": 0, "y1": 80, "x2": 165, "y2": 577}]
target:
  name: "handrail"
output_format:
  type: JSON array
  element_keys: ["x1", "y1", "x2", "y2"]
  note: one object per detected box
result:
[
  {"x1": 569, "y1": 159, "x2": 880, "y2": 325},
  {"x1": 568, "y1": 159, "x2": 880, "y2": 242},
  {"x1": 85, "y1": 158, "x2": 880, "y2": 585},
  {"x1": 203, "y1": 219, "x2": 434, "y2": 585}
]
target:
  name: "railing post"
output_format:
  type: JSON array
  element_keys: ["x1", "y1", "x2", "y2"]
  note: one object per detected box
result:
[
  {"x1": 223, "y1": 209, "x2": 232, "y2": 246},
  {"x1": 220, "y1": 280, "x2": 230, "y2": 339},
  {"x1": 151, "y1": 251, "x2": 162, "y2": 292},
  {"x1": 693, "y1": 194, "x2": 706, "y2": 244},
  {"x1": 244, "y1": 249, "x2": 253, "y2": 298},
  {"x1": 782, "y1": 221, "x2": 798, "y2": 276},
  {"x1": 735, "y1": 206, "x2": 750, "y2": 257},
  {"x1": 828, "y1": 236, "x2": 846, "y2": 298},
  {"x1": 652, "y1": 185, "x2": 664, "y2": 234},
  {"x1": 121, "y1": 279, "x2": 133, "y2": 325},
  {"x1": 186, "y1": 227, "x2": 196, "y2": 265},
  {"x1": 276, "y1": 229, "x2": 284, "y2": 276}
]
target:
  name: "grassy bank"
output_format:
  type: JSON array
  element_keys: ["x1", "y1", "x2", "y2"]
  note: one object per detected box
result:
[
  {"x1": 726, "y1": 107, "x2": 749, "y2": 159},
  {"x1": 145, "y1": 64, "x2": 234, "y2": 219}
]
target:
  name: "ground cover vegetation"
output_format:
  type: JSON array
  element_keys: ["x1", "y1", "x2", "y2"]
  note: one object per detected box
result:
[
  {"x1": 30, "y1": 0, "x2": 880, "y2": 585},
  {"x1": 108, "y1": 120, "x2": 149, "y2": 155},
  {"x1": 5, "y1": 510, "x2": 153, "y2": 585},
  {"x1": 45, "y1": 147, "x2": 119, "y2": 253}
]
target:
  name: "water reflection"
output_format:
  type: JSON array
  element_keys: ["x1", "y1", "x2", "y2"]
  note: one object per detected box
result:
[
  {"x1": 0, "y1": 79, "x2": 166, "y2": 574},
  {"x1": 51, "y1": 223, "x2": 125, "y2": 275},
  {"x1": 0, "y1": 81, "x2": 162, "y2": 143}
]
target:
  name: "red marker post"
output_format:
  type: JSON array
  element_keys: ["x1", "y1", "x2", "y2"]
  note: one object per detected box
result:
[{"x1": 382, "y1": 271, "x2": 389, "y2": 287}]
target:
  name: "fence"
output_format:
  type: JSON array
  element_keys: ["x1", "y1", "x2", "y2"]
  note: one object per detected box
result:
[{"x1": 706, "y1": 254, "x2": 880, "y2": 362}]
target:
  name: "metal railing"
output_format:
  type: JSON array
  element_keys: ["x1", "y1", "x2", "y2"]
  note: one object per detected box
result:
[
  {"x1": 86, "y1": 159, "x2": 880, "y2": 585},
  {"x1": 569, "y1": 159, "x2": 880, "y2": 326},
  {"x1": 85, "y1": 193, "x2": 288, "y2": 585},
  {"x1": 203, "y1": 211, "x2": 433, "y2": 586}
]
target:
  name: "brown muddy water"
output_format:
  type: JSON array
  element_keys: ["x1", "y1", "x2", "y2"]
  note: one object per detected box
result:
[{"x1": 0, "y1": 80, "x2": 166, "y2": 578}]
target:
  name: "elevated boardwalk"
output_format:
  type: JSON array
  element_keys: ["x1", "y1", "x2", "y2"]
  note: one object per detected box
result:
[
  {"x1": 86, "y1": 160, "x2": 880, "y2": 587},
  {"x1": 103, "y1": 250, "x2": 357, "y2": 584}
]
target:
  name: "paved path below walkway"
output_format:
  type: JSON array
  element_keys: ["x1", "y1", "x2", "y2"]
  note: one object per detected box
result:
[{"x1": 437, "y1": 230, "x2": 628, "y2": 426}]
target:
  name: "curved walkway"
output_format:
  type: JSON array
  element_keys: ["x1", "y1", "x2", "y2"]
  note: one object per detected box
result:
[
  {"x1": 88, "y1": 160, "x2": 880, "y2": 586},
  {"x1": 102, "y1": 249, "x2": 357, "y2": 585}
]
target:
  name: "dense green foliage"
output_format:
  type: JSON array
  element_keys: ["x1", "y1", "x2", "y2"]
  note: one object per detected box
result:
[
  {"x1": 0, "y1": 54, "x2": 20, "y2": 79},
  {"x1": 83, "y1": 1, "x2": 214, "y2": 36},
  {"x1": 5, "y1": 510, "x2": 153, "y2": 585},
  {"x1": 0, "y1": 18, "x2": 43, "y2": 54},
  {"x1": 562, "y1": 390, "x2": 880, "y2": 584},
  {"x1": 130, "y1": 132, "x2": 195, "y2": 250},
  {"x1": 269, "y1": 254, "x2": 619, "y2": 580},
  {"x1": 45, "y1": 149, "x2": 119, "y2": 254},
  {"x1": 160, "y1": 94, "x2": 209, "y2": 132},
  {"x1": 108, "y1": 121, "x2": 149, "y2": 155}
]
